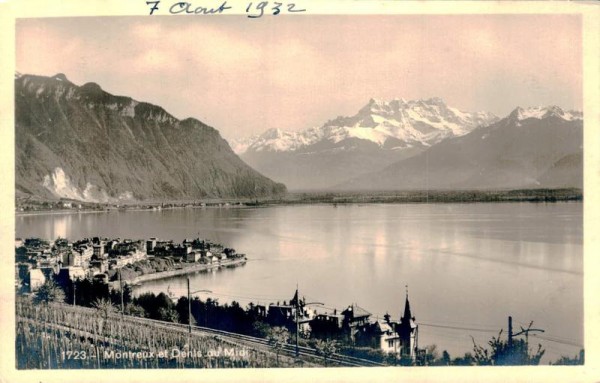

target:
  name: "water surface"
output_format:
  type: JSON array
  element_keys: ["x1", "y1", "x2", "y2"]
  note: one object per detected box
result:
[{"x1": 16, "y1": 202, "x2": 583, "y2": 362}]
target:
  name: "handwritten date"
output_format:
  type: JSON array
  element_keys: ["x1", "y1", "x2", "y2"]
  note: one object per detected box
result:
[
  {"x1": 146, "y1": 1, "x2": 306, "y2": 17},
  {"x1": 246, "y1": 2, "x2": 306, "y2": 18}
]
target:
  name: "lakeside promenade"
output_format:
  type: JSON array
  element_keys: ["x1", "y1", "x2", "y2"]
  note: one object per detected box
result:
[{"x1": 119, "y1": 257, "x2": 247, "y2": 286}]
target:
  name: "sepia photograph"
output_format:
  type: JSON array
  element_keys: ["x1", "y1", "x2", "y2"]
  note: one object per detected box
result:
[{"x1": 1, "y1": 1, "x2": 599, "y2": 382}]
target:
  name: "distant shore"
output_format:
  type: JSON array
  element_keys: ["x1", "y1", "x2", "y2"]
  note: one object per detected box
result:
[
  {"x1": 15, "y1": 188, "x2": 582, "y2": 215},
  {"x1": 281, "y1": 188, "x2": 583, "y2": 205}
]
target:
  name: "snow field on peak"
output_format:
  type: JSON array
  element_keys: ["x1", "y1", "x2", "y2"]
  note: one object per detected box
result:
[{"x1": 232, "y1": 98, "x2": 499, "y2": 154}]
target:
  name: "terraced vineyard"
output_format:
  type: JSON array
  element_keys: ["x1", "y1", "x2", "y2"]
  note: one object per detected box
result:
[
  {"x1": 16, "y1": 298, "x2": 382, "y2": 369},
  {"x1": 16, "y1": 299, "x2": 310, "y2": 368}
]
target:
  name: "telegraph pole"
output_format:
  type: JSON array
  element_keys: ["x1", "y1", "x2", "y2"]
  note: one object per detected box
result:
[
  {"x1": 508, "y1": 316, "x2": 513, "y2": 349},
  {"x1": 73, "y1": 282, "x2": 76, "y2": 306},
  {"x1": 187, "y1": 276, "x2": 211, "y2": 334},
  {"x1": 295, "y1": 285, "x2": 300, "y2": 357},
  {"x1": 294, "y1": 285, "x2": 323, "y2": 358},
  {"x1": 118, "y1": 268, "x2": 124, "y2": 315},
  {"x1": 508, "y1": 316, "x2": 544, "y2": 362},
  {"x1": 513, "y1": 320, "x2": 544, "y2": 346},
  {"x1": 295, "y1": 302, "x2": 299, "y2": 356},
  {"x1": 188, "y1": 277, "x2": 192, "y2": 334}
]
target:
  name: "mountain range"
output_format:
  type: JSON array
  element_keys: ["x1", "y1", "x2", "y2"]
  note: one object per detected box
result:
[
  {"x1": 15, "y1": 73, "x2": 286, "y2": 202},
  {"x1": 233, "y1": 98, "x2": 499, "y2": 190},
  {"x1": 16, "y1": 73, "x2": 582, "y2": 201},
  {"x1": 336, "y1": 106, "x2": 582, "y2": 191},
  {"x1": 234, "y1": 100, "x2": 582, "y2": 191}
]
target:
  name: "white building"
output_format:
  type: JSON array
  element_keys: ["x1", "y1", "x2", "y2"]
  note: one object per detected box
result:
[
  {"x1": 28, "y1": 269, "x2": 46, "y2": 291},
  {"x1": 186, "y1": 252, "x2": 201, "y2": 262},
  {"x1": 62, "y1": 266, "x2": 86, "y2": 281}
]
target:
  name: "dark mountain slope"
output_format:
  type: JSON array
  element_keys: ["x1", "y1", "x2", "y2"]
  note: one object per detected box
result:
[{"x1": 15, "y1": 73, "x2": 286, "y2": 202}]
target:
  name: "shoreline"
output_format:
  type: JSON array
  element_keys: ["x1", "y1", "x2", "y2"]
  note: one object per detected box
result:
[
  {"x1": 15, "y1": 188, "x2": 584, "y2": 216},
  {"x1": 115, "y1": 257, "x2": 247, "y2": 287}
]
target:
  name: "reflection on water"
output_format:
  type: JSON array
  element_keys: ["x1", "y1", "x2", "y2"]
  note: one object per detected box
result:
[{"x1": 16, "y1": 202, "x2": 582, "y2": 362}]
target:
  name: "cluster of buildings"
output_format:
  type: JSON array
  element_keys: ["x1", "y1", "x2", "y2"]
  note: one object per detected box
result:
[
  {"x1": 15, "y1": 236, "x2": 244, "y2": 292},
  {"x1": 254, "y1": 290, "x2": 420, "y2": 361},
  {"x1": 16, "y1": 235, "x2": 417, "y2": 360}
]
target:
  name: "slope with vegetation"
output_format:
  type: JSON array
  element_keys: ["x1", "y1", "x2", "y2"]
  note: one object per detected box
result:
[{"x1": 15, "y1": 73, "x2": 286, "y2": 202}]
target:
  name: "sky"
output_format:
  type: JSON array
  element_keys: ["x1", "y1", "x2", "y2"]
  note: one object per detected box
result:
[{"x1": 16, "y1": 15, "x2": 582, "y2": 141}]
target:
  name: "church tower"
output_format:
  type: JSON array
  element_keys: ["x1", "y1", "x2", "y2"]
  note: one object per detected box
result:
[{"x1": 397, "y1": 287, "x2": 418, "y2": 361}]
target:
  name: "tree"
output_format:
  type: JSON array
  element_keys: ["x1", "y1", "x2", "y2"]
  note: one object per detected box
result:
[
  {"x1": 92, "y1": 298, "x2": 116, "y2": 319},
  {"x1": 471, "y1": 328, "x2": 545, "y2": 366},
  {"x1": 124, "y1": 303, "x2": 147, "y2": 318},
  {"x1": 175, "y1": 296, "x2": 191, "y2": 325},
  {"x1": 384, "y1": 351, "x2": 399, "y2": 366},
  {"x1": 134, "y1": 292, "x2": 174, "y2": 320},
  {"x1": 267, "y1": 326, "x2": 289, "y2": 366},
  {"x1": 551, "y1": 349, "x2": 584, "y2": 365},
  {"x1": 314, "y1": 339, "x2": 338, "y2": 366},
  {"x1": 158, "y1": 307, "x2": 180, "y2": 323},
  {"x1": 34, "y1": 279, "x2": 66, "y2": 304},
  {"x1": 452, "y1": 352, "x2": 475, "y2": 366},
  {"x1": 441, "y1": 350, "x2": 451, "y2": 366},
  {"x1": 416, "y1": 344, "x2": 439, "y2": 366},
  {"x1": 68, "y1": 278, "x2": 109, "y2": 307},
  {"x1": 252, "y1": 321, "x2": 271, "y2": 338}
]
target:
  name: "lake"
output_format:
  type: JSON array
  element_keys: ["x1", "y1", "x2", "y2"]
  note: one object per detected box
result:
[{"x1": 16, "y1": 202, "x2": 583, "y2": 362}]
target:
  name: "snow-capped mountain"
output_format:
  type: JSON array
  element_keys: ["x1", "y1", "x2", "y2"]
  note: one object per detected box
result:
[
  {"x1": 231, "y1": 127, "x2": 324, "y2": 154},
  {"x1": 232, "y1": 98, "x2": 498, "y2": 190},
  {"x1": 507, "y1": 105, "x2": 582, "y2": 124},
  {"x1": 337, "y1": 105, "x2": 583, "y2": 191},
  {"x1": 233, "y1": 98, "x2": 498, "y2": 155}
]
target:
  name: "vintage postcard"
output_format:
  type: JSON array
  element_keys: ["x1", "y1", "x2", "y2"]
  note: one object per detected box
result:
[{"x1": 0, "y1": 1, "x2": 599, "y2": 382}]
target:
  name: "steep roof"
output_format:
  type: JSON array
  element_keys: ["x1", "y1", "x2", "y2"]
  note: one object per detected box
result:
[
  {"x1": 290, "y1": 289, "x2": 299, "y2": 306},
  {"x1": 342, "y1": 304, "x2": 371, "y2": 319},
  {"x1": 374, "y1": 320, "x2": 394, "y2": 334},
  {"x1": 402, "y1": 295, "x2": 412, "y2": 321}
]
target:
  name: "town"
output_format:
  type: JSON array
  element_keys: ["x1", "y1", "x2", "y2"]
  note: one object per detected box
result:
[
  {"x1": 15, "y1": 236, "x2": 247, "y2": 288},
  {"x1": 16, "y1": 236, "x2": 579, "y2": 367},
  {"x1": 15, "y1": 235, "x2": 423, "y2": 364}
]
